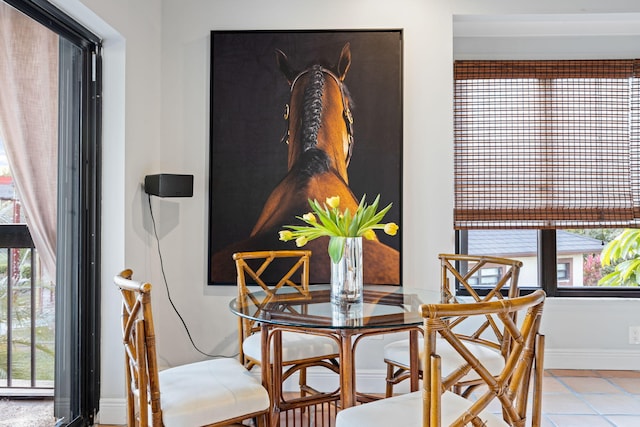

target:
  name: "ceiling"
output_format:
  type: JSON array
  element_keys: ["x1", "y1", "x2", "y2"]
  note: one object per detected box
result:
[{"x1": 454, "y1": 13, "x2": 640, "y2": 37}]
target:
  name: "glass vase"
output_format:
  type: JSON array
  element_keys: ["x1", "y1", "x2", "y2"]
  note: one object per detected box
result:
[
  {"x1": 331, "y1": 236, "x2": 363, "y2": 305},
  {"x1": 331, "y1": 300, "x2": 364, "y2": 327}
]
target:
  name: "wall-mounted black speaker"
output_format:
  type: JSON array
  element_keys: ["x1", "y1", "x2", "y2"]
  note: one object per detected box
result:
[{"x1": 144, "y1": 174, "x2": 194, "y2": 198}]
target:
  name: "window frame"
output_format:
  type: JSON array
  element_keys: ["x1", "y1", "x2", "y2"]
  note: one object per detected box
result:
[
  {"x1": 539, "y1": 230, "x2": 640, "y2": 297},
  {"x1": 456, "y1": 229, "x2": 640, "y2": 298}
]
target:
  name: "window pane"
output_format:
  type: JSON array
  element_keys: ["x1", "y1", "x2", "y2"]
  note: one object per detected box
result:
[
  {"x1": 459, "y1": 229, "x2": 540, "y2": 288},
  {"x1": 557, "y1": 229, "x2": 609, "y2": 288},
  {"x1": 557, "y1": 261, "x2": 570, "y2": 281},
  {"x1": 559, "y1": 228, "x2": 640, "y2": 288}
]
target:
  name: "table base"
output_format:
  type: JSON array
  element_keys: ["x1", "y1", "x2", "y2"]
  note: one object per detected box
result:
[{"x1": 263, "y1": 324, "x2": 422, "y2": 427}]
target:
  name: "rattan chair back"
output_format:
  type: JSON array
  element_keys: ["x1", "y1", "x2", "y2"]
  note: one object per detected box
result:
[
  {"x1": 439, "y1": 253, "x2": 523, "y2": 359},
  {"x1": 233, "y1": 250, "x2": 312, "y2": 365},
  {"x1": 233, "y1": 249, "x2": 340, "y2": 412},
  {"x1": 422, "y1": 289, "x2": 546, "y2": 427},
  {"x1": 114, "y1": 269, "x2": 162, "y2": 427},
  {"x1": 114, "y1": 269, "x2": 269, "y2": 427},
  {"x1": 384, "y1": 254, "x2": 524, "y2": 399}
]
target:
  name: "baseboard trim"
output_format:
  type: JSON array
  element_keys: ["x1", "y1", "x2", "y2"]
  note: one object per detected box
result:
[
  {"x1": 543, "y1": 348, "x2": 640, "y2": 370},
  {"x1": 96, "y1": 397, "x2": 126, "y2": 425}
]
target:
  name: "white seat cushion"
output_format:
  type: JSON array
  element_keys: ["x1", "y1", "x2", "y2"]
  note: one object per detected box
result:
[
  {"x1": 243, "y1": 330, "x2": 339, "y2": 363},
  {"x1": 384, "y1": 337, "x2": 504, "y2": 383},
  {"x1": 335, "y1": 390, "x2": 508, "y2": 427},
  {"x1": 158, "y1": 358, "x2": 269, "y2": 427}
]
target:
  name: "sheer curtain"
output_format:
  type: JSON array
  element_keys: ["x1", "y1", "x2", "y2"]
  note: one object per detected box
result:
[{"x1": 0, "y1": 2, "x2": 58, "y2": 280}]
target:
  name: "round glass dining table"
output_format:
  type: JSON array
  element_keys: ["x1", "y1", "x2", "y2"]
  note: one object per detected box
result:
[{"x1": 229, "y1": 284, "x2": 441, "y2": 423}]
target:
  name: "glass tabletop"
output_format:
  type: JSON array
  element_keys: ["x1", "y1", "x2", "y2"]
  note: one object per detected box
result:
[{"x1": 229, "y1": 284, "x2": 442, "y2": 330}]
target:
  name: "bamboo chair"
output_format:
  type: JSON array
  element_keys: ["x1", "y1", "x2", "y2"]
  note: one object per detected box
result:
[
  {"x1": 384, "y1": 254, "x2": 523, "y2": 398},
  {"x1": 336, "y1": 290, "x2": 546, "y2": 427},
  {"x1": 114, "y1": 269, "x2": 269, "y2": 427},
  {"x1": 233, "y1": 250, "x2": 340, "y2": 399}
]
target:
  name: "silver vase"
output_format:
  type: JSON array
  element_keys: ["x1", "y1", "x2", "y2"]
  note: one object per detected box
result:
[{"x1": 331, "y1": 236, "x2": 363, "y2": 304}]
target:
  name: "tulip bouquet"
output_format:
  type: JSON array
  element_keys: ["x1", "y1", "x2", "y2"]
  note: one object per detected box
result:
[{"x1": 279, "y1": 194, "x2": 399, "y2": 264}]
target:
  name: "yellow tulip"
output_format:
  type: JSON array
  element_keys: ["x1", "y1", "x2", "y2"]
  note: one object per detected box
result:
[
  {"x1": 384, "y1": 223, "x2": 399, "y2": 236},
  {"x1": 303, "y1": 212, "x2": 317, "y2": 223},
  {"x1": 363, "y1": 229, "x2": 377, "y2": 240},
  {"x1": 279, "y1": 194, "x2": 397, "y2": 249},
  {"x1": 279, "y1": 230, "x2": 294, "y2": 241},
  {"x1": 326, "y1": 196, "x2": 340, "y2": 209}
]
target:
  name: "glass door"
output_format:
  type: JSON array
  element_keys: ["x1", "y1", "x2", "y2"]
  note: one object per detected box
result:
[{"x1": 0, "y1": 1, "x2": 101, "y2": 425}]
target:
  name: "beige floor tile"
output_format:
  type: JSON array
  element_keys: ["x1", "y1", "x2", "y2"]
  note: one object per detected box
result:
[
  {"x1": 609, "y1": 377, "x2": 640, "y2": 395},
  {"x1": 547, "y1": 369, "x2": 600, "y2": 377},
  {"x1": 597, "y1": 370, "x2": 640, "y2": 378},
  {"x1": 543, "y1": 376, "x2": 572, "y2": 393},
  {"x1": 580, "y1": 394, "x2": 640, "y2": 415},
  {"x1": 561, "y1": 376, "x2": 623, "y2": 394},
  {"x1": 540, "y1": 416, "x2": 556, "y2": 427},
  {"x1": 606, "y1": 414, "x2": 640, "y2": 427},
  {"x1": 546, "y1": 414, "x2": 614, "y2": 427},
  {"x1": 541, "y1": 393, "x2": 596, "y2": 414}
]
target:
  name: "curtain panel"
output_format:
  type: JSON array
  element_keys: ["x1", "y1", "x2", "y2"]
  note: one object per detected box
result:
[{"x1": 0, "y1": 2, "x2": 58, "y2": 280}]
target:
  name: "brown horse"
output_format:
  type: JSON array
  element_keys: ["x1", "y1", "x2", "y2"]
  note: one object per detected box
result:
[{"x1": 212, "y1": 43, "x2": 399, "y2": 285}]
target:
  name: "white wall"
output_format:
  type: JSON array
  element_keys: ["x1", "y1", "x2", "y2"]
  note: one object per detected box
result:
[{"x1": 47, "y1": 0, "x2": 640, "y2": 424}]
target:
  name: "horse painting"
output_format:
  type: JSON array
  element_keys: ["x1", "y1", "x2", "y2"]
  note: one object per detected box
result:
[{"x1": 211, "y1": 43, "x2": 400, "y2": 285}]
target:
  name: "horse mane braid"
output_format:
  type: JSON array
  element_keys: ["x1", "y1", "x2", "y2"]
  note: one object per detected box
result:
[
  {"x1": 301, "y1": 65, "x2": 325, "y2": 151},
  {"x1": 290, "y1": 148, "x2": 331, "y2": 185}
]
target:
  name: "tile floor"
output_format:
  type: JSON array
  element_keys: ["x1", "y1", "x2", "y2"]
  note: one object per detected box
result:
[
  {"x1": 541, "y1": 370, "x2": 640, "y2": 427},
  {"x1": 93, "y1": 369, "x2": 640, "y2": 426}
]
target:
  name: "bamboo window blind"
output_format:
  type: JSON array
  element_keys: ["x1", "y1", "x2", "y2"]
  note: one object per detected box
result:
[{"x1": 454, "y1": 59, "x2": 640, "y2": 229}]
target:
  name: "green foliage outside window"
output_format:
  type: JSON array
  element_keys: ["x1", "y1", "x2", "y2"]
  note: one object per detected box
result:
[{"x1": 599, "y1": 229, "x2": 640, "y2": 287}]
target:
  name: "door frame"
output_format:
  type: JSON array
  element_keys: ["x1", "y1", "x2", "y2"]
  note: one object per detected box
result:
[{"x1": 2, "y1": 0, "x2": 101, "y2": 425}]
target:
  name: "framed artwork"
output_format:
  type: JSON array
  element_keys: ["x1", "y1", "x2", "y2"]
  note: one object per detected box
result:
[{"x1": 208, "y1": 30, "x2": 402, "y2": 285}]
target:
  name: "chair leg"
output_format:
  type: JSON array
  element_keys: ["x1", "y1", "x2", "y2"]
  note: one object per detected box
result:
[
  {"x1": 254, "y1": 413, "x2": 268, "y2": 427},
  {"x1": 532, "y1": 334, "x2": 545, "y2": 427},
  {"x1": 385, "y1": 362, "x2": 395, "y2": 397},
  {"x1": 299, "y1": 366, "x2": 307, "y2": 398}
]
